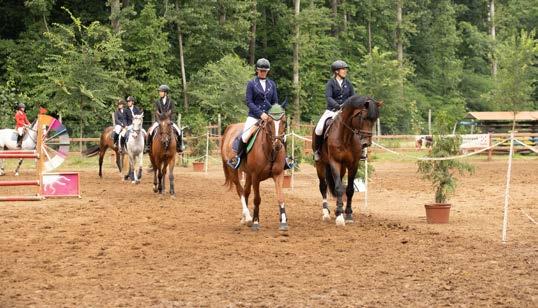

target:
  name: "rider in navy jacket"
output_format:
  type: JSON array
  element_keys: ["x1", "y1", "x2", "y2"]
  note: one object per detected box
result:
[{"x1": 245, "y1": 76, "x2": 279, "y2": 118}]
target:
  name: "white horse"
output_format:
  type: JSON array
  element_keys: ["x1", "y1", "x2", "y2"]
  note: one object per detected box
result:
[
  {"x1": 124, "y1": 113, "x2": 145, "y2": 184},
  {"x1": 0, "y1": 121, "x2": 38, "y2": 176}
]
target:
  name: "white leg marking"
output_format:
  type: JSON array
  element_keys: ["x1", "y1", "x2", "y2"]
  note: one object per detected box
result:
[
  {"x1": 322, "y1": 199, "x2": 330, "y2": 221},
  {"x1": 335, "y1": 214, "x2": 345, "y2": 226},
  {"x1": 241, "y1": 195, "x2": 252, "y2": 224},
  {"x1": 280, "y1": 203, "x2": 287, "y2": 224}
]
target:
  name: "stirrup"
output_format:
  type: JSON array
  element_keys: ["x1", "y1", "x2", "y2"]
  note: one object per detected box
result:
[
  {"x1": 314, "y1": 151, "x2": 321, "y2": 162},
  {"x1": 227, "y1": 156, "x2": 241, "y2": 169},
  {"x1": 284, "y1": 157, "x2": 295, "y2": 170}
]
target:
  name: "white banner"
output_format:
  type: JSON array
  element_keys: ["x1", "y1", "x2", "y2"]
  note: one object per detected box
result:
[{"x1": 460, "y1": 134, "x2": 489, "y2": 149}]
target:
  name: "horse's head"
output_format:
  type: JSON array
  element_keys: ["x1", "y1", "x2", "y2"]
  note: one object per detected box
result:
[
  {"x1": 131, "y1": 112, "x2": 144, "y2": 137},
  {"x1": 261, "y1": 104, "x2": 287, "y2": 152},
  {"x1": 156, "y1": 111, "x2": 173, "y2": 147},
  {"x1": 341, "y1": 95, "x2": 382, "y2": 148}
]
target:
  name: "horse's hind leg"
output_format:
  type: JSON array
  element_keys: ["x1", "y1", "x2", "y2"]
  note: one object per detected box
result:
[
  {"x1": 273, "y1": 173, "x2": 288, "y2": 232},
  {"x1": 240, "y1": 172, "x2": 253, "y2": 226},
  {"x1": 115, "y1": 150, "x2": 123, "y2": 173},
  {"x1": 98, "y1": 147, "x2": 107, "y2": 178},
  {"x1": 251, "y1": 177, "x2": 262, "y2": 231},
  {"x1": 0, "y1": 159, "x2": 5, "y2": 176},
  {"x1": 14, "y1": 158, "x2": 23, "y2": 176},
  {"x1": 316, "y1": 163, "x2": 330, "y2": 221},
  {"x1": 137, "y1": 153, "x2": 143, "y2": 182},
  {"x1": 153, "y1": 166, "x2": 158, "y2": 193},
  {"x1": 329, "y1": 163, "x2": 346, "y2": 226}
]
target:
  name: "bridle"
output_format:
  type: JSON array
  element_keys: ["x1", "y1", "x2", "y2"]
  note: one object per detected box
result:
[
  {"x1": 259, "y1": 118, "x2": 286, "y2": 163},
  {"x1": 157, "y1": 120, "x2": 173, "y2": 150},
  {"x1": 340, "y1": 108, "x2": 373, "y2": 139}
]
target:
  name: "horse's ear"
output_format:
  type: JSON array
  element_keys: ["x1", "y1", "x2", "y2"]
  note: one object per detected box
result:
[
  {"x1": 376, "y1": 100, "x2": 384, "y2": 108},
  {"x1": 281, "y1": 97, "x2": 288, "y2": 109}
]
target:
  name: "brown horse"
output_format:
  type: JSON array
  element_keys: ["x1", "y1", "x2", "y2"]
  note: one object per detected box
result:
[
  {"x1": 221, "y1": 105, "x2": 288, "y2": 231},
  {"x1": 312, "y1": 95, "x2": 382, "y2": 226},
  {"x1": 149, "y1": 111, "x2": 176, "y2": 196},
  {"x1": 82, "y1": 126, "x2": 123, "y2": 178}
]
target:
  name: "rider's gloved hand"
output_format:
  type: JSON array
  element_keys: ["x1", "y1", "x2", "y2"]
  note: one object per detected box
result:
[{"x1": 260, "y1": 113, "x2": 269, "y2": 121}]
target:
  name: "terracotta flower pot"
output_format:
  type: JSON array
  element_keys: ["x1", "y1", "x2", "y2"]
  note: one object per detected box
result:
[
  {"x1": 282, "y1": 174, "x2": 292, "y2": 188},
  {"x1": 424, "y1": 203, "x2": 451, "y2": 224},
  {"x1": 192, "y1": 161, "x2": 205, "y2": 172}
]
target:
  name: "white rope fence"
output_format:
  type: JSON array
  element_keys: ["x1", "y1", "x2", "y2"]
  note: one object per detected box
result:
[{"x1": 184, "y1": 128, "x2": 535, "y2": 242}]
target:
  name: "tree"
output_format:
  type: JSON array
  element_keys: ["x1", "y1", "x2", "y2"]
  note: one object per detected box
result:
[
  {"x1": 34, "y1": 8, "x2": 126, "y2": 137},
  {"x1": 484, "y1": 30, "x2": 538, "y2": 111},
  {"x1": 188, "y1": 54, "x2": 252, "y2": 126}
]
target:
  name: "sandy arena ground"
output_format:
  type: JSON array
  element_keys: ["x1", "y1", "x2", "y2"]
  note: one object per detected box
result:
[{"x1": 0, "y1": 155, "x2": 536, "y2": 307}]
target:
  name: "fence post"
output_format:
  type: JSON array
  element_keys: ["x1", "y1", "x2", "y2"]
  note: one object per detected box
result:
[
  {"x1": 291, "y1": 130, "x2": 295, "y2": 191},
  {"x1": 502, "y1": 130, "x2": 515, "y2": 243},
  {"x1": 205, "y1": 129, "x2": 209, "y2": 173},
  {"x1": 488, "y1": 133, "x2": 493, "y2": 161}
]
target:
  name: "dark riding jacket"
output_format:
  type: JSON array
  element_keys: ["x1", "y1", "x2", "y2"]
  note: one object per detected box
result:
[
  {"x1": 153, "y1": 96, "x2": 176, "y2": 122},
  {"x1": 114, "y1": 109, "x2": 130, "y2": 127},
  {"x1": 325, "y1": 78, "x2": 355, "y2": 111},
  {"x1": 126, "y1": 106, "x2": 141, "y2": 126},
  {"x1": 246, "y1": 77, "x2": 279, "y2": 119}
]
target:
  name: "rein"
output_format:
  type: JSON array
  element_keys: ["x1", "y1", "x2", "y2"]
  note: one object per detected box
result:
[
  {"x1": 339, "y1": 109, "x2": 373, "y2": 138},
  {"x1": 259, "y1": 120, "x2": 285, "y2": 163}
]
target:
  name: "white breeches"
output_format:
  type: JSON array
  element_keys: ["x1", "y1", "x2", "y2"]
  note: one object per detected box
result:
[
  {"x1": 315, "y1": 110, "x2": 336, "y2": 136},
  {"x1": 16, "y1": 127, "x2": 24, "y2": 136},
  {"x1": 114, "y1": 125, "x2": 124, "y2": 135},
  {"x1": 148, "y1": 122, "x2": 181, "y2": 136},
  {"x1": 241, "y1": 117, "x2": 260, "y2": 143}
]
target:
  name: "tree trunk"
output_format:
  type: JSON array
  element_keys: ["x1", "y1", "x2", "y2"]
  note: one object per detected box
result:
[
  {"x1": 489, "y1": 0, "x2": 497, "y2": 77},
  {"x1": 367, "y1": 19, "x2": 372, "y2": 54},
  {"x1": 331, "y1": 0, "x2": 338, "y2": 36},
  {"x1": 292, "y1": 0, "x2": 301, "y2": 124},
  {"x1": 396, "y1": 0, "x2": 404, "y2": 105},
  {"x1": 248, "y1": 0, "x2": 257, "y2": 66},
  {"x1": 218, "y1": 0, "x2": 226, "y2": 25},
  {"x1": 109, "y1": 0, "x2": 121, "y2": 33},
  {"x1": 175, "y1": 0, "x2": 189, "y2": 110}
]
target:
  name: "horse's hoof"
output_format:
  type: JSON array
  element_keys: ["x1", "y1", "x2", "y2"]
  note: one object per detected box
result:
[
  {"x1": 335, "y1": 214, "x2": 346, "y2": 227},
  {"x1": 15, "y1": 172, "x2": 19, "y2": 177},
  {"x1": 345, "y1": 214, "x2": 354, "y2": 223},
  {"x1": 322, "y1": 208, "x2": 331, "y2": 222},
  {"x1": 170, "y1": 195, "x2": 176, "y2": 199},
  {"x1": 135, "y1": 180, "x2": 140, "y2": 185},
  {"x1": 279, "y1": 222, "x2": 288, "y2": 232},
  {"x1": 153, "y1": 187, "x2": 158, "y2": 193},
  {"x1": 251, "y1": 222, "x2": 260, "y2": 231}
]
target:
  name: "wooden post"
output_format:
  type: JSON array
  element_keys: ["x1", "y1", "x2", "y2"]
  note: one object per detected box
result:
[
  {"x1": 205, "y1": 129, "x2": 209, "y2": 173},
  {"x1": 488, "y1": 133, "x2": 493, "y2": 161},
  {"x1": 428, "y1": 109, "x2": 432, "y2": 136},
  {"x1": 36, "y1": 115, "x2": 45, "y2": 196},
  {"x1": 291, "y1": 129, "x2": 295, "y2": 191}
]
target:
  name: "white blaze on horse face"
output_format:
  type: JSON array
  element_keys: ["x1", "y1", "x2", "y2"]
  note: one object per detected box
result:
[{"x1": 274, "y1": 120, "x2": 280, "y2": 137}]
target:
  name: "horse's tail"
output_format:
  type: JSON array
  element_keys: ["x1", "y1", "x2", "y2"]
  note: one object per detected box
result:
[
  {"x1": 82, "y1": 145, "x2": 100, "y2": 157},
  {"x1": 325, "y1": 164, "x2": 337, "y2": 197},
  {"x1": 222, "y1": 161, "x2": 235, "y2": 191}
]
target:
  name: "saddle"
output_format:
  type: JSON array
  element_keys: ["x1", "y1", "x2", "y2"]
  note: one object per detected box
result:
[{"x1": 231, "y1": 126, "x2": 261, "y2": 156}]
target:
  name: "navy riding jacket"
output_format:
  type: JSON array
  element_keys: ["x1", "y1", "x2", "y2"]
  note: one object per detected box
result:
[
  {"x1": 153, "y1": 96, "x2": 176, "y2": 122},
  {"x1": 325, "y1": 78, "x2": 355, "y2": 111},
  {"x1": 245, "y1": 77, "x2": 279, "y2": 118},
  {"x1": 126, "y1": 106, "x2": 141, "y2": 126},
  {"x1": 114, "y1": 109, "x2": 130, "y2": 127}
]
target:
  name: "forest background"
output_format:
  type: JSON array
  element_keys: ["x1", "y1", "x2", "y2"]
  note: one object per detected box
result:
[{"x1": 0, "y1": 0, "x2": 536, "y2": 140}]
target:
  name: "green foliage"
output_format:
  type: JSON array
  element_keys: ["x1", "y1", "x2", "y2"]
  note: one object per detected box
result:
[
  {"x1": 0, "y1": 84, "x2": 31, "y2": 128},
  {"x1": 484, "y1": 30, "x2": 538, "y2": 111},
  {"x1": 34, "y1": 8, "x2": 126, "y2": 136},
  {"x1": 417, "y1": 135, "x2": 474, "y2": 203},
  {"x1": 189, "y1": 54, "x2": 251, "y2": 126},
  {"x1": 358, "y1": 47, "x2": 413, "y2": 134},
  {"x1": 122, "y1": 2, "x2": 176, "y2": 111}
]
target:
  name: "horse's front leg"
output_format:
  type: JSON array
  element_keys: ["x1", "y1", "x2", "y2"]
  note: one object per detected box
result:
[
  {"x1": 153, "y1": 164, "x2": 158, "y2": 193},
  {"x1": 159, "y1": 163, "x2": 166, "y2": 194},
  {"x1": 168, "y1": 160, "x2": 175, "y2": 197},
  {"x1": 345, "y1": 164, "x2": 359, "y2": 223},
  {"x1": 251, "y1": 177, "x2": 261, "y2": 231},
  {"x1": 136, "y1": 153, "x2": 143, "y2": 183},
  {"x1": 330, "y1": 162, "x2": 346, "y2": 226},
  {"x1": 0, "y1": 159, "x2": 5, "y2": 176},
  {"x1": 129, "y1": 154, "x2": 136, "y2": 183},
  {"x1": 273, "y1": 172, "x2": 288, "y2": 231},
  {"x1": 116, "y1": 150, "x2": 123, "y2": 173},
  {"x1": 241, "y1": 172, "x2": 253, "y2": 226},
  {"x1": 14, "y1": 158, "x2": 23, "y2": 176},
  {"x1": 316, "y1": 162, "x2": 330, "y2": 221},
  {"x1": 98, "y1": 147, "x2": 106, "y2": 178}
]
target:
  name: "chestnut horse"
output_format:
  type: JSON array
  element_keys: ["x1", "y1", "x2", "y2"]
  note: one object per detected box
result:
[
  {"x1": 149, "y1": 111, "x2": 176, "y2": 196},
  {"x1": 221, "y1": 105, "x2": 288, "y2": 231},
  {"x1": 82, "y1": 126, "x2": 123, "y2": 178},
  {"x1": 312, "y1": 95, "x2": 382, "y2": 226}
]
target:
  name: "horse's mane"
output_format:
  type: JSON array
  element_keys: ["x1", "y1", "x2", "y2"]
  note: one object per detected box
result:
[{"x1": 341, "y1": 95, "x2": 379, "y2": 121}]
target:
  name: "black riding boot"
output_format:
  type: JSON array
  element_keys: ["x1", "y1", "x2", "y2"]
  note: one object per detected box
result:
[
  {"x1": 360, "y1": 147, "x2": 368, "y2": 160},
  {"x1": 16, "y1": 134, "x2": 23, "y2": 149},
  {"x1": 176, "y1": 134, "x2": 185, "y2": 153},
  {"x1": 283, "y1": 140, "x2": 294, "y2": 170},
  {"x1": 145, "y1": 133, "x2": 152, "y2": 154},
  {"x1": 313, "y1": 134, "x2": 324, "y2": 161},
  {"x1": 227, "y1": 137, "x2": 246, "y2": 169},
  {"x1": 113, "y1": 132, "x2": 119, "y2": 149}
]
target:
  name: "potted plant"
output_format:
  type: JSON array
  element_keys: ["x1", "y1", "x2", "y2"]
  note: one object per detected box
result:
[{"x1": 417, "y1": 135, "x2": 474, "y2": 223}]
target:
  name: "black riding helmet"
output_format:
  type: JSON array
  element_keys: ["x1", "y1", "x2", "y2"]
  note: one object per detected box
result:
[
  {"x1": 255, "y1": 58, "x2": 270, "y2": 70},
  {"x1": 158, "y1": 84, "x2": 170, "y2": 92},
  {"x1": 117, "y1": 99, "x2": 126, "y2": 107},
  {"x1": 127, "y1": 96, "x2": 136, "y2": 103},
  {"x1": 331, "y1": 60, "x2": 349, "y2": 73},
  {"x1": 17, "y1": 102, "x2": 26, "y2": 109}
]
